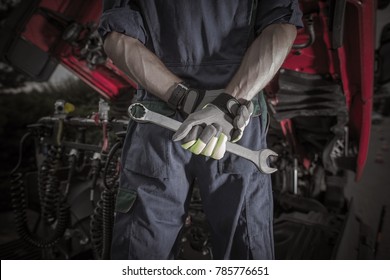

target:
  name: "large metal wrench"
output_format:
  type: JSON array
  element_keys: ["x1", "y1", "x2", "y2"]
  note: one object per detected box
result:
[{"x1": 128, "y1": 103, "x2": 278, "y2": 174}]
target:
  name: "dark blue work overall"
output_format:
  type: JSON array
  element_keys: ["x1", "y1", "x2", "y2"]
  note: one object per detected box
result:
[{"x1": 99, "y1": 0, "x2": 302, "y2": 259}]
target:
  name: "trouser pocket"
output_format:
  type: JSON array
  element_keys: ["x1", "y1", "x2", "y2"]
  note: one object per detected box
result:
[
  {"x1": 123, "y1": 122, "x2": 172, "y2": 179},
  {"x1": 111, "y1": 188, "x2": 137, "y2": 259}
]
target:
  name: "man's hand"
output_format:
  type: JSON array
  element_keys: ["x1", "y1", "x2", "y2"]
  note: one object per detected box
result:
[{"x1": 172, "y1": 93, "x2": 253, "y2": 159}]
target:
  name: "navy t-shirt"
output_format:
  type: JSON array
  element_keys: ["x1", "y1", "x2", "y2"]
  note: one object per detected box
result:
[{"x1": 98, "y1": 0, "x2": 303, "y2": 89}]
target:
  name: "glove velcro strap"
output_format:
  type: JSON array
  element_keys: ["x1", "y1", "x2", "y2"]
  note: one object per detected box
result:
[
  {"x1": 209, "y1": 93, "x2": 240, "y2": 119},
  {"x1": 181, "y1": 89, "x2": 206, "y2": 114}
]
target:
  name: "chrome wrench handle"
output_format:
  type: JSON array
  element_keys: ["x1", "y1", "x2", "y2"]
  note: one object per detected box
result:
[{"x1": 128, "y1": 103, "x2": 278, "y2": 174}]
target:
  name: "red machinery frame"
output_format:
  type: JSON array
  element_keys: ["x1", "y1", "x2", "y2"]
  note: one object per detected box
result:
[{"x1": 281, "y1": 0, "x2": 375, "y2": 179}]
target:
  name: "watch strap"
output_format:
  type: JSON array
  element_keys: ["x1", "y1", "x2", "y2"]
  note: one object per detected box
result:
[{"x1": 167, "y1": 82, "x2": 189, "y2": 109}]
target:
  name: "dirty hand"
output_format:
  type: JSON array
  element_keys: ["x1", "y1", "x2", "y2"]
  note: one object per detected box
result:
[{"x1": 172, "y1": 93, "x2": 253, "y2": 159}]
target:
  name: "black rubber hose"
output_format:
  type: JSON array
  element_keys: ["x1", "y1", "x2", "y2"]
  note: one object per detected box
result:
[
  {"x1": 90, "y1": 140, "x2": 122, "y2": 259},
  {"x1": 38, "y1": 146, "x2": 62, "y2": 225},
  {"x1": 101, "y1": 188, "x2": 115, "y2": 259},
  {"x1": 10, "y1": 133, "x2": 70, "y2": 248},
  {"x1": 103, "y1": 141, "x2": 122, "y2": 190},
  {"x1": 90, "y1": 198, "x2": 103, "y2": 258},
  {"x1": 292, "y1": 17, "x2": 315, "y2": 50},
  {"x1": 10, "y1": 172, "x2": 70, "y2": 248},
  {"x1": 90, "y1": 188, "x2": 116, "y2": 260},
  {"x1": 10, "y1": 132, "x2": 31, "y2": 175}
]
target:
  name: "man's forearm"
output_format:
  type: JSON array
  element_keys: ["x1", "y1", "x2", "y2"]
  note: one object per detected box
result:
[
  {"x1": 103, "y1": 32, "x2": 181, "y2": 102},
  {"x1": 225, "y1": 24, "x2": 297, "y2": 102}
]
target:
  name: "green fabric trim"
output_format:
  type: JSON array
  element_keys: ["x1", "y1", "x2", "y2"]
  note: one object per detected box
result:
[
  {"x1": 115, "y1": 188, "x2": 137, "y2": 213},
  {"x1": 258, "y1": 91, "x2": 268, "y2": 130},
  {"x1": 139, "y1": 100, "x2": 176, "y2": 116}
]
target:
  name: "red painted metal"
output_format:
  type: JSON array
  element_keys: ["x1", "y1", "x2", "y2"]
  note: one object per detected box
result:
[
  {"x1": 284, "y1": 11, "x2": 335, "y2": 75},
  {"x1": 21, "y1": 0, "x2": 136, "y2": 100},
  {"x1": 282, "y1": 0, "x2": 375, "y2": 180},
  {"x1": 344, "y1": 0, "x2": 375, "y2": 180}
]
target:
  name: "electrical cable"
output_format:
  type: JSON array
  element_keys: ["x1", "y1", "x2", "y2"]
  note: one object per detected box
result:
[{"x1": 10, "y1": 132, "x2": 31, "y2": 175}]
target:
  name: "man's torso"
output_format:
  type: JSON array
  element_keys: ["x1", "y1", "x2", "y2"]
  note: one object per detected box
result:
[{"x1": 135, "y1": 0, "x2": 255, "y2": 88}]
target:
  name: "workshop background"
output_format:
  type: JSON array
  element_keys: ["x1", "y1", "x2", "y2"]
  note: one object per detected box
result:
[{"x1": 0, "y1": 0, "x2": 390, "y2": 260}]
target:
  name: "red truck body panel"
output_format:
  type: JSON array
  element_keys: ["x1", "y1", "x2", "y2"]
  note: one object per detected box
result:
[
  {"x1": 21, "y1": 0, "x2": 136, "y2": 99},
  {"x1": 282, "y1": 0, "x2": 375, "y2": 179}
]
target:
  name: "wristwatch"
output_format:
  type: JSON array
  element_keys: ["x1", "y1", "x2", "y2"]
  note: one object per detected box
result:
[{"x1": 167, "y1": 82, "x2": 189, "y2": 109}]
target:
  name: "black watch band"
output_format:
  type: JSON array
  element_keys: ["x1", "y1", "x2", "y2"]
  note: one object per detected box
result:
[{"x1": 167, "y1": 82, "x2": 189, "y2": 109}]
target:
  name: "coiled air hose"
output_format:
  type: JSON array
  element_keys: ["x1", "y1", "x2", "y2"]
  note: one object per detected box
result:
[
  {"x1": 38, "y1": 146, "x2": 62, "y2": 225},
  {"x1": 103, "y1": 141, "x2": 122, "y2": 189},
  {"x1": 90, "y1": 140, "x2": 122, "y2": 259},
  {"x1": 10, "y1": 133, "x2": 70, "y2": 248},
  {"x1": 90, "y1": 198, "x2": 103, "y2": 258},
  {"x1": 90, "y1": 188, "x2": 116, "y2": 259}
]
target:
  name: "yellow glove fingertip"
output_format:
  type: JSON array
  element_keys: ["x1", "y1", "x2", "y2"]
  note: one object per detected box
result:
[
  {"x1": 211, "y1": 134, "x2": 228, "y2": 160},
  {"x1": 201, "y1": 136, "x2": 218, "y2": 157},
  {"x1": 181, "y1": 140, "x2": 196, "y2": 149},
  {"x1": 188, "y1": 140, "x2": 206, "y2": 155}
]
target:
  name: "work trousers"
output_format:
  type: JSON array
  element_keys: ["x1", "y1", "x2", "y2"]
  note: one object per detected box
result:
[{"x1": 111, "y1": 103, "x2": 274, "y2": 260}]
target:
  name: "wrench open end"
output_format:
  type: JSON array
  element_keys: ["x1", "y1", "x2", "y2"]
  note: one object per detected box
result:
[
  {"x1": 259, "y1": 149, "x2": 278, "y2": 174},
  {"x1": 128, "y1": 103, "x2": 148, "y2": 122}
]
